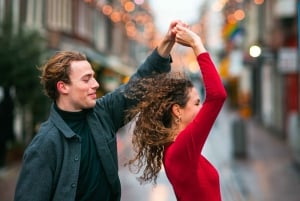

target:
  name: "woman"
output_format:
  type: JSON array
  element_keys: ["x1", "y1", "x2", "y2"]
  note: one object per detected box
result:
[{"x1": 124, "y1": 25, "x2": 227, "y2": 201}]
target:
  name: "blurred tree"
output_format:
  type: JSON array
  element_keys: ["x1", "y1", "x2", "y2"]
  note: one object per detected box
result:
[{"x1": 0, "y1": 19, "x2": 50, "y2": 144}]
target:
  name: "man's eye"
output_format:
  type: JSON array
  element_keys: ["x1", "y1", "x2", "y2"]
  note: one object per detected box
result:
[
  {"x1": 83, "y1": 76, "x2": 92, "y2": 82},
  {"x1": 83, "y1": 78, "x2": 90, "y2": 82}
]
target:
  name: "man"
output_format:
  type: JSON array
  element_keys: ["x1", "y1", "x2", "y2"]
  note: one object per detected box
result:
[{"x1": 14, "y1": 20, "x2": 185, "y2": 201}]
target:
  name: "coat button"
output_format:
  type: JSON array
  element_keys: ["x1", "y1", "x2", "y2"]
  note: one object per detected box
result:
[
  {"x1": 74, "y1": 155, "x2": 79, "y2": 161},
  {"x1": 71, "y1": 183, "x2": 76, "y2": 188}
]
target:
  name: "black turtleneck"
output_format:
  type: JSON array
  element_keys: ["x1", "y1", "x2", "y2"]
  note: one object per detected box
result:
[{"x1": 54, "y1": 104, "x2": 111, "y2": 201}]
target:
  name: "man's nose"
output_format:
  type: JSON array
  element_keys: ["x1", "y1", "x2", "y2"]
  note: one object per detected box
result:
[{"x1": 92, "y1": 78, "x2": 100, "y2": 89}]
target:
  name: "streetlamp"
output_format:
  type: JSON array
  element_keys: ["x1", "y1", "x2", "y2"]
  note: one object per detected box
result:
[{"x1": 249, "y1": 45, "x2": 262, "y2": 58}]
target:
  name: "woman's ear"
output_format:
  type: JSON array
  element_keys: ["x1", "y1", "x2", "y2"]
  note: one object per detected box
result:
[
  {"x1": 171, "y1": 104, "x2": 181, "y2": 118},
  {"x1": 57, "y1": 81, "x2": 68, "y2": 94}
]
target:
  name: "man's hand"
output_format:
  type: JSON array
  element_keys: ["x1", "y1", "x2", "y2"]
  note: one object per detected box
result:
[
  {"x1": 166, "y1": 20, "x2": 190, "y2": 42},
  {"x1": 157, "y1": 20, "x2": 190, "y2": 58}
]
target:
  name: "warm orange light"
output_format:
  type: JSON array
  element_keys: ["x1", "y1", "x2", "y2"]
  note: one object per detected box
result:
[
  {"x1": 234, "y1": 9, "x2": 245, "y2": 21},
  {"x1": 125, "y1": 21, "x2": 135, "y2": 29},
  {"x1": 254, "y1": 0, "x2": 264, "y2": 5},
  {"x1": 125, "y1": 21, "x2": 136, "y2": 37},
  {"x1": 122, "y1": 13, "x2": 131, "y2": 22},
  {"x1": 126, "y1": 29, "x2": 137, "y2": 38},
  {"x1": 111, "y1": 11, "x2": 122, "y2": 23},
  {"x1": 227, "y1": 14, "x2": 237, "y2": 24},
  {"x1": 124, "y1": 2, "x2": 135, "y2": 12},
  {"x1": 102, "y1": 5, "x2": 113, "y2": 16},
  {"x1": 84, "y1": 0, "x2": 94, "y2": 3}
]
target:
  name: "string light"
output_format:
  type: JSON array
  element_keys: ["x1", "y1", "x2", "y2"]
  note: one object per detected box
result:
[
  {"x1": 81, "y1": 2, "x2": 155, "y2": 84},
  {"x1": 234, "y1": 9, "x2": 245, "y2": 21},
  {"x1": 102, "y1": 5, "x2": 113, "y2": 16},
  {"x1": 84, "y1": 0, "x2": 156, "y2": 48},
  {"x1": 124, "y1": 1, "x2": 135, "y2": 12},
  {"x1": 254, "y1": 0, "x2": 264, "y2": 5}
]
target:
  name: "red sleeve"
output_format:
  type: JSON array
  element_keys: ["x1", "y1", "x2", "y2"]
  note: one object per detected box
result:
[{"x1": 167, "y1": 52, "x2": 227, "y2": 164}]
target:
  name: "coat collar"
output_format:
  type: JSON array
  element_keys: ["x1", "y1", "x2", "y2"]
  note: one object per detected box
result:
[{"x1": 49, "y1": 103, "x2": 77, "y2": 138}]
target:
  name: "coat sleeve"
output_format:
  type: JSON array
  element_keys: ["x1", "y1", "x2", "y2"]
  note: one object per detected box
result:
[
  {"x1": 100, "y1": 48, "x2": 173, "y2": 131},
  {"x1": 129, "y1": 48, "x2": 172, "y2": 80}
]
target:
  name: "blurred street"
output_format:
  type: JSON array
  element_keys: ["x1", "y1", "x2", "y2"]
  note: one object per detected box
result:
[
  {"x1": 1, "y1": 102, "x2": 300, "y2": 201},
  {"x1": 0, "y1": 0, "x2": 300, "y2": 200}
]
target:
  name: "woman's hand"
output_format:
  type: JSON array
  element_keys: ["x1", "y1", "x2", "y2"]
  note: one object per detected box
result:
[
  {"x1": 167, "y1": 20, "x2": 190, "y2": 42},
  {"x1": 175, "y1": 25, "x2": 207, "y2": 55}
]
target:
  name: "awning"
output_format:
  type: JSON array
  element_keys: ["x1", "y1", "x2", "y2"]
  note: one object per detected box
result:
[{"x1": 106, "y1": 55, "x2": 135, "y2": 76}]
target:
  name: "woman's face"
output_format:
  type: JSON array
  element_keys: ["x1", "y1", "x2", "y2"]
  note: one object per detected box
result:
[{"x1": 180, "y1": 87, "x2": 201, "y2": 128}]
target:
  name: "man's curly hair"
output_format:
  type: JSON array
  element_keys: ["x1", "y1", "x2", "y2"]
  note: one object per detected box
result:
[
  {"x1": 39, "y1": 51, "x2": 86, "y2": 100},
  {"x1": 124, "y1": 72, "x2": 194, "y2": 184}
]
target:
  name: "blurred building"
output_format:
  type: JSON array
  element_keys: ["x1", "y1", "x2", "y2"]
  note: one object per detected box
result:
[
  {"x1": 0, "y1": 0, "x2": 157, "y2": 143},
  {"x1": 220, "y1": 0, "x2": 300, "y2": 165},
  {"x1": 0, "y1": 0, "x2": 157, "y2": 95}
]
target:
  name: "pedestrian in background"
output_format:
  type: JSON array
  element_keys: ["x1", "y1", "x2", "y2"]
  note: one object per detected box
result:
[
  {"x1": 0, "y1": 87, "x2": 15, "y2": 168},
  {"x1": 124, "y1": 25, "x2": 227, "y2": 201},
  {"x1": 14, "y1": 20, "x2": 188, "y2": 201}
]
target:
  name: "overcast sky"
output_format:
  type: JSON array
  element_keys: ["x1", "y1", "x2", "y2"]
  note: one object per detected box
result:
[{"x1": 148, "y1": 0, "x2": 205, "y2": 33}]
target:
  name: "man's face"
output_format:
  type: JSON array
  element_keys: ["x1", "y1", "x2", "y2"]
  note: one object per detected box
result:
[{"x1": 58, "y1": 60, "x2": 99, "y2": 111}]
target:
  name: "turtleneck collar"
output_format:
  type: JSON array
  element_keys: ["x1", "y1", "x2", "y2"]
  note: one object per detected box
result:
[{"x1": 54, "y1": 103, "x2": 87, "y2": 121}]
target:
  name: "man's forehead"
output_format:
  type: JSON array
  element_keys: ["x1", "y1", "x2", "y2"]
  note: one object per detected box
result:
[{"x1": 69, "y1": 61, "x2": 94, "y2": 76}]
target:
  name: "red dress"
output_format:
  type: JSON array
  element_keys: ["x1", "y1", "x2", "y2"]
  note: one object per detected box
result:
[{"x1": 163, "y1": 52, "x2": 227, "y2": 201}]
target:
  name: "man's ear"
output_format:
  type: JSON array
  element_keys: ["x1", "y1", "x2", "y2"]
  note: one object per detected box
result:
[
  {"x1": 171, "y1": 104, "x2": 181, "y2": 118},
  {"x1": 57, "y1": 81, "x2": 68, "y2": 94}
]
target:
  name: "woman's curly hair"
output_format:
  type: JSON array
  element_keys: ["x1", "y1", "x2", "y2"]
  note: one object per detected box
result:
[{"x1": 124, "y1": 71, "x2": 194, "y2": 184}]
